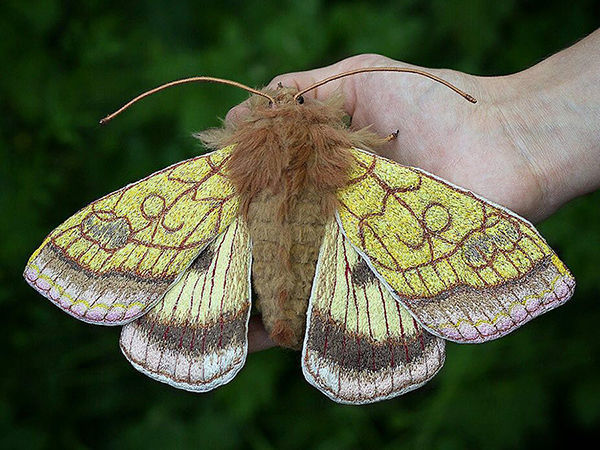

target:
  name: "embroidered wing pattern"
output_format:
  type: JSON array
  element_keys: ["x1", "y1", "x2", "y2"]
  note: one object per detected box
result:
[
  {"x1": 24, "y1": 146, "x2": 239, "y2": 325},
  {"x1": 302, "y1": 219, "x2": 445, "y2": 404},
  {"x1": 337, "y1": 148, "x2": 575, "y2": 343},
  {"x1": 120, "y1": 217, "x2": 252, "y2": 391}
]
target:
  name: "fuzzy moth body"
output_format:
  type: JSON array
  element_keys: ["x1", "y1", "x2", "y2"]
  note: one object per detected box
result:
[{"x1": 201, "y1": 87, "x2": 385, "y2": 349}]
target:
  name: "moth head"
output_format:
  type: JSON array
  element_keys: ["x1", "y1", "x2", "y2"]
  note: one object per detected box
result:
[
  {"x1": 273, "y1": 86, "x2": 299, "y2": 105},
  {"x1": 251, "y1": 86, "x2": 300, "y2": 108},
  {"x1": 245, "y1": 85, "x2": 349, "y2": 128}
]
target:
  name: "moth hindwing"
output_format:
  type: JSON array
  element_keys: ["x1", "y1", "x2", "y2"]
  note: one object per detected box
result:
[
  {"x1": 120, "y1": 217, "x2": 252, "y2": 391},
  {"x1": 302, "y1": 219, "x2": 445, "y2": 404}
]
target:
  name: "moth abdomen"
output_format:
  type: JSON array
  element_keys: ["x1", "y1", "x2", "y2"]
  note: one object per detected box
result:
[{"x1": 247, "y1": 190, "x2": 328, "y2": 349}]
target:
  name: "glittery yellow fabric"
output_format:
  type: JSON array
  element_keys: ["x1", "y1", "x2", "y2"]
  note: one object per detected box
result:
[
  {"x1": 24, "y1": 146, "x2": 239, "y2": 324},
  {"x1": 338, "y1": 148, "x2": 570, "y2": 298},
  {"x1": 337, "y1": 148, "x2": 575, "y2": 343}
]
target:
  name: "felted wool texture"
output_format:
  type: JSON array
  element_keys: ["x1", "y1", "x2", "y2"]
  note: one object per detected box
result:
[
  {"x1": 198, "y1": 87, "x2": 385, "y2": 349},
  {"x1": 197, "y1": 88, "x2": 385, "y2": 220},
  {"x1": 248, "y1": 190, "x2": 327, "y2": 349}
]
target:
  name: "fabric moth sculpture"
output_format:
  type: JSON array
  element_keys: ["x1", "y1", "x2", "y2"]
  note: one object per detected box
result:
[{"x1": 24, "y1": 67, "x2": 575, "y2": 404}]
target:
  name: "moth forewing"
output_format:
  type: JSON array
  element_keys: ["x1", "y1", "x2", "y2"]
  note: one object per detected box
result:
[
  {"x1": 335, "y1": 147, "x2": 575, "y2": 343},
  {"x1": 23, "y1": 147, "x2": 239, "y2": 325}
]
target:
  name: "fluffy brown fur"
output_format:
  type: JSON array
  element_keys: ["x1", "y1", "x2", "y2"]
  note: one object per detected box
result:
[{"x1": 197, "y1": 87, "x2": 385, "y2": 349}]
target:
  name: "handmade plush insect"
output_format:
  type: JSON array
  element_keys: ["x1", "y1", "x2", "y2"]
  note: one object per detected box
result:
[{"x1": 24, "y1": 68, "x2": 575, "y2": 404}]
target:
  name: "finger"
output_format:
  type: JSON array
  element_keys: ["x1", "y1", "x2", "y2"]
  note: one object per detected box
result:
[
  {"x1": 247, "y1": 316, "x2": 276, "y2": 353},
  {"x1": 224, "y1": 62, "x2": 346, "y2": 126},
  {"x1": 225, "y1": 100, "x2": 251, "y2": 127}
]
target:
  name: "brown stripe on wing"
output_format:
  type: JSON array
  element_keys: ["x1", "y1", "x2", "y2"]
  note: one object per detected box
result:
[
  {"x1": 128, "y1": 305, "x2": 248, "y2": 357},
  {"x1": 120, "y1": 303, "x2": 250, "y2": 387},
  {"x1": 306, "y1": 309, "x2": 438, "y2": 372},
  {"x1": 402, "y1": 255, "x2": 575, "y2": 342}
]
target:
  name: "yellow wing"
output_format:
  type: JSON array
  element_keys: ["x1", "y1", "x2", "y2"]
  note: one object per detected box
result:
[
  {"x1": 120, "y1": 217, "x2": 251, "y2": 392},
  {"x1": 302, "y1": 219, "x2": 445, "y2": 404},
  {"x1": 23, "y1": 146, "x2": 239, "y2": 325},
  {"x1": 337, "y1": 148, "x2": 575, "y2": 343}
]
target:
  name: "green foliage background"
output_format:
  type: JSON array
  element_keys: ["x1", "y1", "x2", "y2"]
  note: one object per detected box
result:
[{"x1": 1, "y1": 1, "x2": 598, "y2": 448}]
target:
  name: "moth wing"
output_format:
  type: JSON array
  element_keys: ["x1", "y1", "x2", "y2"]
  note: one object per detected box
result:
[
  {"x1": 24, "y1": 146, "x2": 239, "y2": 325},
  {"x1": 337, "y1": 147, "x2": 575, "y2": 343},
  {"x1": 302, "y1": 219, "x2": 445, "y2": 404},
  {"x1": 120, "y1": 217, "x2": 251, "y2": 392}
]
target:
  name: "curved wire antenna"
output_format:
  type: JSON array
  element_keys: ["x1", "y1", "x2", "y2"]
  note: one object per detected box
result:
[
  {"x1": 293, "y1": 67, "x2": 477, "y2": 104},
  {"x1": 100, "y1": 77, "x2": 275, "y2": 124}
]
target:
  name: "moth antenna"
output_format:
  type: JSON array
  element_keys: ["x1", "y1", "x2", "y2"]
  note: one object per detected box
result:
[
  {"x1": 293, "y1": 67, "x2": 478, "y2": 104},
  {"x1": 100, "y1": 77, "x2": 275, "y2": 124}
]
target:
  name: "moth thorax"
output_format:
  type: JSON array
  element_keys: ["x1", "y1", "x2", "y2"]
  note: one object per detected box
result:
[{"x1": 247, "y1": 189, "x2": 330, "y2": 349}]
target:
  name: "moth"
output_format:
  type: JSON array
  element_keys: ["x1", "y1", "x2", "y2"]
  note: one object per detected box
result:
[{"x1": 24, "y1": 67, "x2": 575, "y2": 404}]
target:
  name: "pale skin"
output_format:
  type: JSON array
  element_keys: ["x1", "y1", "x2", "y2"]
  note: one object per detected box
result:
[{"x1": 229, "y1": 29, "x2": 600, "y2": 353}]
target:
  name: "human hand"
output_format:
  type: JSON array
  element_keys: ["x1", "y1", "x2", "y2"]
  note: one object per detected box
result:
[{"x1": 233, "y1": 33, "x2": 600, "y2": 353}]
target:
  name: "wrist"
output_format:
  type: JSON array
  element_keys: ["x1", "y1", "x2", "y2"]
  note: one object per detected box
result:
[
  {"x1": 475, "y1": 73, "x2": 574, "y2": 220},
  {"x1": 482, "y1": 37, "x2": 600, "y2": 220},
  {"x1": 483, "y1": 71, "x2": 556, "y2": 220}
]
